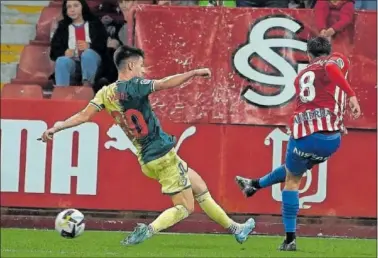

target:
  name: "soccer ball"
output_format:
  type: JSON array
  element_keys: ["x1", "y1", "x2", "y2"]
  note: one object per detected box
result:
[{"x1": 55, "y1": 208, "x2": 85, "y2": 238}]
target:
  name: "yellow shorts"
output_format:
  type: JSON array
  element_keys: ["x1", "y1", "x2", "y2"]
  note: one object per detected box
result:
[{"x1": 141, "y1": 149, "x2": 191, "y2": 195}]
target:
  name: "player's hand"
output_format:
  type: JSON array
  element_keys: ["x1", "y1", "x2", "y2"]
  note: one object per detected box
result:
[
  {"x1": 65, "y1": 49, "x2": 74, "y2": 57},
  {"x1": 39, "y1": 127, "x2": 58, "y2": 142},
  {"x1": 349, "y1": 96, "x2": 361, "y2": 119},
  {"x1": 194, "y1": 68, "x2": 211, "y2": 78}
]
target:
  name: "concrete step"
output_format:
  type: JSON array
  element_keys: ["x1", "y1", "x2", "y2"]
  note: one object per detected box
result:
[
  {"x1": 1, "y1": 24, "x2": 36, "y2": 44},
  {"x1": 0, "y1": 1, "x2": 50, "y2": 6},
  {"x1": 0, "y1": 44, "x2": 24, "y2": 54},
  {"x1": 1, "y1": 53, "x2": 20, "y2": 63},
  {"x1": 1, "y1": 12, "x2": 40, "y2": 24},
  {"x1": 0, "y1": 4, "x2": 46, "y2": 15},
  {"x1": 1, "y1": 63, "x2": 18, "y2": 84}
]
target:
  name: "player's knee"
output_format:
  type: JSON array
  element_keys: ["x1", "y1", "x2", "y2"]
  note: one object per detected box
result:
[
  {"x1": 177, "y1": 201, "x2": 194, "y2": 214},
  {"x1": 188, "y1": 168, "x2": 207, "y2": 196},
  {"x1": 172, "y1": 189, "x2": 195, "y2": 214},
  {"x1": 175, "y1": 204, "x2": 191, "y2": 219},
  {"x1": 284, "y1": 168, "x2": 302, "y2": 190},
  {"x1": 186, "y1": 203, "x2": 195, "y2": 214}
]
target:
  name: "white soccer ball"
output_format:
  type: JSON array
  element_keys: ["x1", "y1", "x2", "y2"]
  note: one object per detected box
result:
[{"x1": 55, "y1": 209, "x2": 85, "y2": 238}]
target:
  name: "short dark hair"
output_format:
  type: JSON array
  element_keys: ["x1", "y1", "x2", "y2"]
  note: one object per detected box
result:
[
  {"x1": 113, "y1": 45, "x2": 145, "y2": 70},
  {"x1": 307, "y1": 37, "x2": 332, "y2": 58}
]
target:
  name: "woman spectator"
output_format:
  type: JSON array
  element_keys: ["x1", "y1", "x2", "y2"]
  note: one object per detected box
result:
[
  {"x1": 315, "y1": 0, "x2": 355, "y2": 40},
  {"x1": 50, "y1": 0, "x2": 108, "y2": 87}
]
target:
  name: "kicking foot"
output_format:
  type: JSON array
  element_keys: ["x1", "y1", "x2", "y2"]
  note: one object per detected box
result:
[
  {"x1": 279, "y1": 239, "x2": 297, "y2": 251},
  {"x1": 234, "y1": 218, "x2": 255, "y2": 244},
  {"x1": 235, "y1": 176, "x2": 259, "y2": 198},
  {"x1": 121, "y1": 223, "x2": 152, "y2": 246}
]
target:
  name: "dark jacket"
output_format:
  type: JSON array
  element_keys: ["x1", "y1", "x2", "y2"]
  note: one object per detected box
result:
[
  {"x1": 49, "y1": 19, "x2": 108, "y2": 61},
  {"x1": 49, "y1": 0, "x2": 108, "y2": 61}
]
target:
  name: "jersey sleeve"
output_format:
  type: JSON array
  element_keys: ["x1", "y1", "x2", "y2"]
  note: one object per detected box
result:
[
  {"x1": 325, "y1": 53, "x2": 355, "y2": 97},
  {"x1": 130, "y1": 77, "x2": 155, "y2": 98},
  {"x1": 327, "y1": 52, "x2": 349, "y2": 76},
  {"x1": 89, "y1": 87, "x2": 106, "y2": 111}
]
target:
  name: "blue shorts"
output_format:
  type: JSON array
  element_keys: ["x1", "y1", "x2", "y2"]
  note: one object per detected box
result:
[{"x1": 285, "y1": 132, "x2": 341, "y2": 176}]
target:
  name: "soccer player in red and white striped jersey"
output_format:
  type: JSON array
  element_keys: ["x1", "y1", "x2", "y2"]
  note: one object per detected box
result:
[
  {"x1": 235, "y1": 37, "x2": 361, "y2": 251},
  {"x1": 290, "y1": 49, "x2": 360, "y2": 138}
]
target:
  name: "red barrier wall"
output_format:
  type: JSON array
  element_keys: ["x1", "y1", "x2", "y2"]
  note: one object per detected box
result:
[
  {"x1": 0, "y1": 7, "x2": 377, "y2": 219},
  {"x1": 1, "y1": 99, "x2": 376, "y2": 218},
  {"x1": 134, "y1": 6, "x2": 377, "y2": 128}
]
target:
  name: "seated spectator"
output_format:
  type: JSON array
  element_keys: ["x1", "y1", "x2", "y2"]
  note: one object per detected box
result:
[
  {"x1": 354, "y1": 0, "x2": 377, "y2": 10},
  {"x1": 289, "y1": 0, "x2": 315, "y2": 8},
  {"x1": 236, "y1": 0, "x2": 289, "y2": 8},
  {"x1": 94, "y1": 0, "x2": 125, "y2": 88},
  {"x1": 50, "y1": 0, "x2": 108, "y2": 87},
  {"x1": 315, "y1": 0, "x2": 354, "y2": 41}
]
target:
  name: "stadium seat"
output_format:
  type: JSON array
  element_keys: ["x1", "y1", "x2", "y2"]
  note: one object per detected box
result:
[
  {"x1": 35, "y1": 6, "x2": 61, "y2": 42},
  {"x1": 51, "y1": 86, "x2": 94, "y2": 100},
  {"x1": 0, "y1": 84, "x2": 43, "y2": 99},
  {"x1": 15, "y1": 45, "x2": 54, "y2": 86}
]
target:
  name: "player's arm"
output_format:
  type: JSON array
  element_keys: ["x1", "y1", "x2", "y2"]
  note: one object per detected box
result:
[
  {"x1": 324, "y1": 60, "x2": 355, "y2": 97},
  {"x1": 324, "y1": 59, "x2": 361, "y2": 119},
  {"x1": 154, "y1": 68, "x2": 211, "y2": 91},
  {"x1": 39, "y1": 104, "x2": 99, "y2": 142},
  {"x1": 40, "y1": 88, "x2": 105, "y2": 142}
]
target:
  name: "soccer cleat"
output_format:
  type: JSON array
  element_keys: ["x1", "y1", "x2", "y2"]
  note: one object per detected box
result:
[
  {"x1": 235, "y1": 176, "x2": 259, "y2": 198},
  {"x1": 121, "y1": 223, "x2": 152, "y2": 246},
  {"x1": 279, "y1": 239, "x2": 297, "y2": 251},
  {"x1": 234, "y1": 218, "x2": 255, "y2": 244}
]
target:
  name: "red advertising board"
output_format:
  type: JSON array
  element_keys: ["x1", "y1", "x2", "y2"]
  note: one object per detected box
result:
[
  {"x1": 133, "y1": 6, "x2": 377, "y2": 129},
  {"x1": 1, "y1": 99, "x2": 376, "y2": 218}
]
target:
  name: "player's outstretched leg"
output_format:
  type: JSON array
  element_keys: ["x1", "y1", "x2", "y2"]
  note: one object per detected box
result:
[
  {"x1": 235, "y1": 165, "x2": 287, "y2": 197},
  {"x1": 189, "y1": 169, "x2": 255, "y2": 244},
  {"x1": 122, "y1": 188, "x2": 194, "y2": 246}
]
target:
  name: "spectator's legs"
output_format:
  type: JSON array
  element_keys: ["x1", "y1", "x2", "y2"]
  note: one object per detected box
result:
[
  {"x1": 266, "y1": 0, "x2": 289, "y2": 8},
  {"x1": 236, "y1": 0, "x2": 260, "y2": 7},
  {"x1": 80, "y1": 49, "x2": 101, "y2": 86},
  {"x1": 55, "y1": 57, "x2": 76, "y2": 86}
]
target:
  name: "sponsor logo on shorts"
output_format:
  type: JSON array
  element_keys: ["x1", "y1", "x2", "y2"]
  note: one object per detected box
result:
[{"x1": 293, "y1": 147, "x2": 329, "y2": 161}]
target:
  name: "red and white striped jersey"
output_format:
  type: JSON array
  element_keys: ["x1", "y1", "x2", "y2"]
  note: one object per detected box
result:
[{"x1": 290, "y1": 53, "x2": 350, "y2": 139}]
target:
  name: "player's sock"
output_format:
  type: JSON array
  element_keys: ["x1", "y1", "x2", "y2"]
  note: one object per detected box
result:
[
  {"x1": 195, "y1": 190, "x2": 242, "y2": 234},
  {"x1": 148, "y1": 205, "x2": 189, "y2": 234},
  {"x1": 282, "y1": 190, "x2": 299, "y2": 243},
  {"x1": 258, "y1": 165, "x2": 287, "y2": 188}
]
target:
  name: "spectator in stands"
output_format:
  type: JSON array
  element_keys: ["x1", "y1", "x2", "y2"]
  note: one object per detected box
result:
[
  {"x1": 50, "y1": 0, "x2": 108, "y2": 87},
  {"x1": 315, "y1": 0, "x2": 355, "y2": 41},
  {"x1": 236, "y1": 0, "x2": 289, "y2": 8},
  {"x1": 289, "y1": 0, "x2": 316, "y2": 8},
  {"x1": 354, "y1": 0, "x2": 377, "y2": 10},
  {"x1": 93, "y1": 0, "x2": 125, "y2": 88}
]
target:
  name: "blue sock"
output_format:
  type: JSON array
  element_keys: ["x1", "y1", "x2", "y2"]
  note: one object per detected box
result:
[
  {"x1": 258, "y1": 165, "x2": 286, "y2": 188},
  {"x1": 282, "y1": 190, "x2": 299, "y2": 240}
]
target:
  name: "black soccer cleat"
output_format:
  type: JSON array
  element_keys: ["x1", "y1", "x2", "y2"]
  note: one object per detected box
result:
[
  {"x1": 235, "y1": 176, "x2": 259, "y2": 198},
  {"x1": 279, "y1": 239, "x2": 297, "y2": 251}
]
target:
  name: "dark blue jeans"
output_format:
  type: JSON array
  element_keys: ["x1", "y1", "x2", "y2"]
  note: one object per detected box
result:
[{"x1": 55, "y1": 49, "x2": 101, "y2": 86}]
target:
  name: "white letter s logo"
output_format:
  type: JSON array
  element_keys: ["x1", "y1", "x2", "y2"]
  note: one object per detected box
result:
[{"x1": 233, "y1": 15, "x2": 308, "y2": 107}]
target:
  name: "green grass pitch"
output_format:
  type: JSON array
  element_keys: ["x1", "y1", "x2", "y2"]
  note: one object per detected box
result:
[{"x1": 1, "y1": 228, "x2": 376, "y2": 257}]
